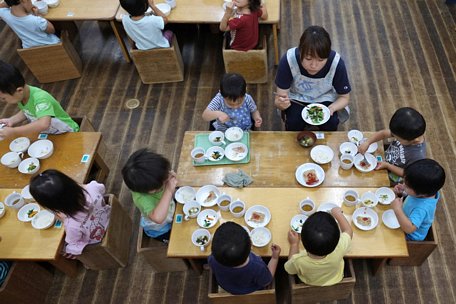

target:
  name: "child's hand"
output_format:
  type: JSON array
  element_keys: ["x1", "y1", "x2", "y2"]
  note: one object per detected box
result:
[
  {"x1": 288, "y1": 230, "x2": 300, "y2": 245},
  {"x1": 375, "y1": 161, "x2": 388, "y2": 171},
  {"x1": 391, "y1": 197, "x2": 403, "y2": 211},
  {"x1": 271, "y1": 243, "x2": 281, "y2": 258},
  {"x1": 225, "y1": 2, "x2": 234, "y2": 11},
  {"x1": 0, "y1": 118, "x2": 13, "y2": 127},
  {"x1": 330, "y1": 207, "x2": 343, "y2": 217},
  {"x1": 217, "y1": 112, "x2": 230, "y2": 123},
  {"x1": 0, "y1": 127, "x2": 14, "y2": 140},
  {"x1": 358, "y1": 141, "x2": 369, "y2": 155},
  {"x1": 393, "y1": 183, "x2": 406, "y2": 196},
  {"x1": 166, "y1": 171, "x2": 178, "y2": 191},
  {"x1": 254, "y1": 117, "x2": 262, "y2": 128}
]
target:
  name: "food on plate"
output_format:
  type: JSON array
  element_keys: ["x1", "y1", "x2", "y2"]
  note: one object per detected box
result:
[
  {"x1": 356, "y1": 216, "x2": 372, "y2": 227},
  {"x1": 299, "y1": 136, "x2": 315, "y2": 147},
  {"x1": 303, "y1": 169, "x2": 319, "y2": 185},
  {"x1": 351, "y1": 137, "x2": 359, "y2": 142},
  {"x1": 219, "y1": 200, "x2": 230, "y2": 207},
  {"x1": 379, "y1": 194, "x2": 389, "y2": 202},
  {"x1": 232, "y1": 206, "x2": 244, "y2": 213},
  {"x1": 27, "y1": 163, "x2": 37, "y2": 172},
  {"x1": 211, "y1": 151, "x2": 222, "y2": 160},
  {"x1": 359, "y1": 160, "x2": 371, "y2": 169},
  {"x1": 196, "y1": 235, "x2": 209, "y2": 246},
  {"x1": 204, "y1": 191, "x2": 217, "y2": 203},
  {"x1": 12, "y1": 198, "x2": 21, "y2": 205},
  {"x1": 249, "y1": 211, "x2": 266, "y2": 223},
  {"x1": 363, "y1": 199, "x2": 374, "y2": 206},
  {"x1": 188, "y1": 207, "x2": 200, "y2": 215},
  {"x1": 292, "y1": 219, "x2": 305, "y2": 233},
  {"x1": 27, "y1": 209, "x2": 38, "y2": 218},
  {"x1": 181, "y1": 192, "x2": 194, "y2": 202},
  {"x1": 203, "y1": 215, "x2": 216, "y2": 227},
  {"x1": 306, "y1": 105, "x2": 324, "y2": 124},
  {"x1": 301, "y1": 204, "x2": 313, "y2": 212},
  {"x1": 214, "y1": 136, "x2": 222, "y2": 142},
  {"x1": 251, "y1": 229, "x2": 268, "y2": 245},
  {"x1": 233, "y1": 146, "x2": 245, "y2": 154}
]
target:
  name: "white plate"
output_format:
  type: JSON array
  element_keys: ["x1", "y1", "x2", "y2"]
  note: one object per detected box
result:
[
  {"x1": 339, "y1": 142, "x2": 358, "y2": 156},
  {"x1": 27, "y1": 139, "x2": 54, "y2": 159},
  {"x1": 366, "y1": 141, "x2": 378, "y2": 153},
  {"x1": 244, "y1": 205, "x2": 271, "y2": 228},
  {"x1": 375, "y1": 187, "x2": 395, "y2": 205},
  {"x1": 31, "y1": 210, "x2": 55, "y2": 229},
  {"x1": 382, "y1": 209, "x2": 400, "y2": 229},
  {"x1": 310, "y1": 145, "x2": 334, "y2": 164},
  {"x1": 295, "y1": 163, "x2": 325, "y2": 187},
  {"x1": 155, "y1": 3, "x2": 171, "y2": 16},
  {"x1": 317, "y1": 202, "x2": 340, "y2": 213},
  {"x1": 347, "y1": 130, "x2": 363, "y2": 145},
  {"x1": 174, "y1": 186, "x2": 196, "y2": 204},
  {"x1": 197, "y1": 209, "x2": 219, "y2": 228},
  {"x1": 0, "y1": 202, "x2": 5, "y2": 218},
  {"x1": 250, "y1": 227, "x2": 271, "y2": 247},
  {"x1": 353, "y1": 153, "x2": 377, "y2": 173},
  {"x1": 225, "y1": 142, "x2": 248, "y2": 161},
  {"x1": 17, "y1": 203, "x2": 40, "y2": 222},
  {"x1": 301, "y1": 104, "x2": 330, "y2": 126},
  {"x1": 352, "y1": 207, "x2": 379, "y2": 231},
  {"x1": 206, "y1": 146, "x2": 224, "y2": 161},
  {"x1": 290, "y1": 214, "x2": 308, "y2": 233},
  {"x1": 196, "y1": 185, "x2": 220, "y2": 207},
  {"x1": 9, "y1": 137, "x2": 30, "y2": 153},
  {"x1": 225, "y1": 127, "x2": 244, "y2": 142}
]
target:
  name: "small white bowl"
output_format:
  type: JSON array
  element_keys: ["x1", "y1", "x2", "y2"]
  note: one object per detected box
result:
[
  {"x1": 155, "y1": 3, "x2": 171, "y2": 16},
  {"x1": 197, "y1": 209, "x2": 219, "y2": 229},
  {"x1": 4, "y1": 192, "x2": 25, "y2": 209},
  {"x1": 174, "y1": 186, "x2": 196, "y2": 204},
  {"x1": 9, "y1": 137, "x2": 30, "y2": 153},
  {"x1": 31, "y1": 210, "x2": 55, "y2": 229},
  {"x1": 361, "y1": 191, "x2": 378, "y2": 208},
  {"x1": 347, "y1": 130, "x2": 363, "y2": 145},
  {"x1": 250, "y1": 227, "x2": 271, "y2": 247},
  {"x1": 27, "y1": 139, "x2": 54, "y2": 159},
  {"x1": 205, "y1": 146, "x2": 225, "y2": 161},
  {"x1": 0, "y1": 202, "x2": 6, "y2": 218},
  {"x1": 310, "y1": 145, "x2": 334, "y2": 164},
  {"x1": 208, "y1": 131, "x2": 225, "y2": 146},
  {"x1": 382, "y1": 209, "x2": 400, "y2": 229},
  {"x1": 17, "y1": 203, "x2": 40, "y2": 222},
  {"x1": 225, "y1": 127, "x2": 244, "y2": 142},
  {"x1": 191, "y1": 228, "x2": 211, "y2": 251},
  {"x1": 18, "y1": 158, "x2": 40, "y2": 174},
  {"x1": 1, "y1": 151, "x2": 23, "y2": 168},
  {"x1": 375, "y1": 187, "x2": 395, "y2": 205},
  {"x1": 290, "y1": 214, "x2": 308, "y2": 233},
  {"x1": 360, "y1": 139, "x2": 378, "y2": 154},
  {"x1": 196, "y1": 185, "x2": 220, "y2": 207},
  {"x1": 183, "y1": 200, "x2": 201, "y2": 220},
  {"x1": 339, "y1": 142, "x2": 358, "y2": 156}
]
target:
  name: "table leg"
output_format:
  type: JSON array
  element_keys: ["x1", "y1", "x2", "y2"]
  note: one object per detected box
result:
[
  {"x1": 94, "y1": 152, "x2": 110, "y2": 183},
  {"x1": 49, "y1": 254, "x2": 79, "y2": 277},
  {"x1": 369, "y1": 258, "x2": 387, "y2": 275},
  {"x1": 186, "y1": 259, "x2": 204, "y2": 274},
  {"x1": 109, "y1": 20, "x2": 131, "y2": 63},
  {"x1": 273, "y1": 24, "x2": 279, "y2": 65}
]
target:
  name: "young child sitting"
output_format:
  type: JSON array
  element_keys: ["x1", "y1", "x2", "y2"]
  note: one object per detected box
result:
[
  {"x1": 0, "y1": 0, "x2": 60, "y2": 48},
  {"x1": 122, "y1": 148, "x2": 177, "y2": 242},
  {"x1": 392, "y1": 159, "x2": 445, "y2": 241},
  {"x1": 220, "y1": 0, "x2": 268, "y2": 51},
  {"x1": 29, "y1": 169, "x2": 111, "y2": 258},
  {"x1": 120, "y1": 0, "x2": 173, "y2": 50},
  {"x1": 358, "y1": 107, "x2": 426, "y2": 183},
  {"x1": 285, "y1": 208, "x2": 352, "y2": 286},
  {"x1": 208, "y1": 222, "x2": 281, "y2": 295},
  {"x1": 202, "y1": 73, "x2": 262, "y2": 131},
  {"x1": 0, "y1": 60, "x2": 79, "y2": 140}
]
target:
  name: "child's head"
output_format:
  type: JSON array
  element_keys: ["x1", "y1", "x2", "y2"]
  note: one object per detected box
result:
[
  {"x1": 119, "y1": 0, "x2": 148, "y2": 17},
  {"x1": 389, "y1": 107, "x2": 426, "y2": 141},
  {"x1": 220, "y1": 73, "x2": 246, "y2": 108},
  {"x1": 211, "y1": 222, "x2": 251, "y2": 267},
  {"x1": 122, "y1": 148, "x2": 171, "y2": 193},
  {"x1": 298, "y1": 26, "x2": 331, "y2": 62},
  {"x1": 29, "y1": 169, "x2": 87, "y2": 216},
  {"x1": 4, "y1": 0, "x2": 21, "y2": 6},
  {"x1": 404, "y1": 159, "x2": 445, "y2": 197},
  {"x1": 0, "y1": 60, "x2": 25, "y2": 104},
  {"x1": 301, "y1": 211, "x2": 340, "y2": 256}
]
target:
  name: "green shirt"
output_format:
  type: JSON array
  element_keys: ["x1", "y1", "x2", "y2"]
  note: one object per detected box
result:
[
  {"x1": 132, "y1": 189, "x2": 166, "y2": 217},
  {"x1": 18, "y1": 85, "x2": 79, "y2": 133}
]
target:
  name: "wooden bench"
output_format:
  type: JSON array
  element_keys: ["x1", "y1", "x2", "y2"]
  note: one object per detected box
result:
[
  {"x1": 130, "y1": 35, "x2": 184, "y2": 84},
  {"x1": 17, "y1": 31, "x2": 81, "y2": 83},
  {"x1": 222, "y1": 35, "x2": 268, "y2": 84},
  {"x1": 76, "y1": 194, "x2": 132, "y2": 270},
  {"x1": 388, "y1": 225, "x2": 438, "y2": 266}
]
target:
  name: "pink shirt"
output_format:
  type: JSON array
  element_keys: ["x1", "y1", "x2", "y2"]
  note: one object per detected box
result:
[{"x1": 63, "y1": 181, "x2": 111, "y2": 255}]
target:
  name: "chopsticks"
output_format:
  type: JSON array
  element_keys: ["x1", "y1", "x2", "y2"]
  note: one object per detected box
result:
[{"x1": 273, "y1": 92, "x2": 308, "y2": 107}]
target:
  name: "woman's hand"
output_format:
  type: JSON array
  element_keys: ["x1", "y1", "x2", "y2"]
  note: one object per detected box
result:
[{"x1": 274, "y1": 94, "x2": 291, "y2": 110}]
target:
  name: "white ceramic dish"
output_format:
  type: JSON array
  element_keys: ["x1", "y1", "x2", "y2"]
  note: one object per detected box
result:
[
  {"x1": 155, "y1": 3, "x2": 171, "y2": 16},
  {"x1": 375, "y1": 187, "x2": 395, "y2": 205},
  {"x1": 205, "y1": 146, "x2": 224, "y2": 161},
  {"x1": 310, "y1": 145, "x2": 334, "y2": 164},
  {"x1": 44, "y1": 0, "x2": 59, "y2": 8},
  {"x1": 0, "y1": 202, "x2": 5, "y2": 218},
  {"x1": 295, "y1": 163, "x2": 325, "y2": 187},
  {"x1": 244, "y1": 205, "x2": 271, "y2": 228},
  {"x1": 208, "y1": 131, "x2": 225, "y2": 146},
  {"x1": 4, "y1": 192, "x2": 24, "y2": 209},
  {"x1": 174, "y1": 186, "x2": 196, "y2": 204},
  {"x1": 347, "y1": 130, "x2": 363, "y2": 145},
  {"x1": 18, "y1": 157, "x2": 40, "y2": 174},
  {"x1": 339, "y1": 142, "x2": 358, "y2": 156},
  {"x1": 27, "y1": 139, "x2": 54, "y2": 159},
  {"x1": 352, "y1": 207, "x2": 379, "y2": 231},
  {"x1": 196, "y1": 185, "x2": 220, "y2": 207},
  {"x1": 17, "y1": 203, "x2": 40, "y2": 222},
  {"x1": 365, "y1": 140, "x2": 378, "y2": 153},
  {"x1": 317, "y1": 202, "x2": 340, "y2": 213},
  {"x1": 360, "y1": 191, "x2": 378, "y2": 208},
  {"x1": 191, "y1": 228, "x2": 211, "y2": 251},
  {"x1": 225, "y1": 127, "x2": 244, "y2": 142},
  {"x1": 1, "y1": 151, "x2": 23, "y2": 168},
  {"x1": 31, "y1": 210, "x2": 55, "y2": 229},
  {"x1": 9, "y1": 137, "x2": 30, "y2": 153},
  {"x1": 225, "y1": 142, "x2": 248, "y2": 161},
  {"x1": 290, "y1": 214, "x2": 308, "y2": 233},
  {"x1": 197, "y1": 209, "x2": 219, "y2": 229},
  {"x1": 382, "y1": 209, "x2": 400, "y2": 229},
  {"x1": 250, "y1": 227, "x2": 271, "y2": 247},
  {"x1": 353, "y1": 153, "x2": 377, "y2": 173},
  {"x1": 301, "y1": 104, "x2": 330, "y2": 126}
]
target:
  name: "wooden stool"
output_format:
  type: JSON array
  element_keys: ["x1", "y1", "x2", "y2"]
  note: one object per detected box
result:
[
  {"x1": 388, "y1": 225, "x2": 438, "y2": 266},
  {"x1": 130, "y1": 35, "x2": 184, "y2": 84},
  {"x1": 0, "y1": 262, "x2": 53, "y2": 304},
  {"x1": 208, "y1": 270, "x2": 276, "y2": 304},
  {"x1": 288, "y1": 259, "x2": 356, "y2": 304},
  {"x1": 137, "y1": 226, "x2": 188, "y2": 273},
  {"x1": 17, "y1": 31, "x2": 82, "y2": 83},
  {"x1": 76, "y1": 194, "x2": 132, "y2": 270},
  {"x1": 222, "y1": 35, "x2": 268, "y2": 84},
  {"x1": 72, "y1": 116, "x2": 96, "y2": 132}
]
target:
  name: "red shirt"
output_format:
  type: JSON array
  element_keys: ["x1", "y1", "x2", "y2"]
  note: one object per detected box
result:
[{"x1": 228, "y1": 10, "x2": 263, "y2": 51}]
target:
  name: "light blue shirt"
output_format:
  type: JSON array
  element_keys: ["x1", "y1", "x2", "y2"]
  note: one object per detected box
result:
[
  {"x1": 403, "y1": 192, "x2": 440, "y2": 241},
  {"x1": 121, "y1": 13, "x2": 169, "y2": 50},
  {"x1": 0, "y1": 8, "x2": 60, "y2": 48}
]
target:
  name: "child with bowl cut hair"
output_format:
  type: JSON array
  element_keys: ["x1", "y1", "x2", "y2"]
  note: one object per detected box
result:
[
  {"x1": 208, "y1": 222, "x2": 281, "y2": 295},
  {"x1": 122, "y1": 148, "x2": 177, "y2": 242},
  {"x1": 285, "y1": 208, "x2": 352, "y2": 286},
  {"x1": 202, "y1": 73, "x2": 262, "y2": 131},
  {"x1": 358, "y1": 107, "x2": 426, "y2": 183},
  {"x1": 392, "y1": 159, "x2": 445, "y2": 241}
]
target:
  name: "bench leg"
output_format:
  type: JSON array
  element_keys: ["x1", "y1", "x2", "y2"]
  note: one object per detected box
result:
[
  {"x1": 49, "y1": 254, "x2": 79, "y2": 277},
  {"x1": 110, "y1": 20, "x2": 131, "y2": 63},
  {"x1": 369, "y1": 258, "x2": 387, "y2": 275},
  {"x1": 273, "y1": 24, "x2": 279, "y2": 65}
]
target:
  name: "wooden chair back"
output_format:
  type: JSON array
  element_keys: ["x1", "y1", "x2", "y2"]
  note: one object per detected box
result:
[
  {"x1": 130, "y1": 35, "x2": 184, "y2": 84},
  {"x1": 288, "y1": 259, "x2": 356, "y2": 304},
  {"x1": 17, "y1": 31, "x2": 82, "y2": 83},
  {"x1": 222, "y1": 35, "x2": 268, "y2": 84}
]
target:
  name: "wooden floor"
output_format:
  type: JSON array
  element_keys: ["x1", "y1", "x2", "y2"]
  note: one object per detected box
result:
[{"x1": 1, "y1": 0, "x2": 455, "y2": 303}]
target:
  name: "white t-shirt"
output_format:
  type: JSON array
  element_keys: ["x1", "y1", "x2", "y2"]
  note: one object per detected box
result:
[
  {"x1": 0, "y1": 8, "x2": 60, "y2": 48},
  {"x1": 121, "y1": 14, "x2": 169, "y2": 50}
]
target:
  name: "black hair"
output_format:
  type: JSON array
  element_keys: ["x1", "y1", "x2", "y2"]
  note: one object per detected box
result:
[
  {"x1": 298, "y1": 26, "x2": 331, "y2": 62},
  {"x1": 29, "y1": 169, "x2": 87, "y2": 217},
  {"x1": 389, "y1": 107, "x2": 426, "y2": 141},
  {"x1": 4, "y1": 0, "x2": 20, "y2": 6},
  {"x1": 301, "y1": 212, "x2": 340, "y2": 256},
  {"x1": 122, "y1": 148, "x2": 171, "y2": 193},
  {"x1": 0, "y1": 60, "x2": 25, "y2": 95},
  {"x1": 211, "y1": 222, "x2": 251, "y2": 267},
  {"x1": 119, "y1": 0, "x2": 148, "y2": 17},
  {"x1": 248, "y1": 0, "x2": 261, "y2": 12},
  {"x1": 404, "y1": 159, "x2": 445, "y2": 197},
  {"x1": 220, "y1": 73, "x2": 246, "y2": 102}
]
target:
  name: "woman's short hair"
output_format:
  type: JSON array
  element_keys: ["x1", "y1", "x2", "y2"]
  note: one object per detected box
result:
[{"x1": 298, "y1": 25, "x2": 331, "y2": 62}]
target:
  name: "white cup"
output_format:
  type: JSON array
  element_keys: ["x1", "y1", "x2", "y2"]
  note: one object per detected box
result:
[
  {"x1": 343, "y1": 189, "x2": 360, "y2": 207},
  {"x1": 5, "y1": 192, "x2": 25, "y2": 209},
  {"x1": 1, "y1": 152, "x2": 24, "y2": 168},
  {"x1": 191, "y1": 147, "x2": 206, "y2": 163},
  {"x1": 165, "y1": 0, "x2": 176, "y2": 9},
  {"x1": 34, "y1": 0, "x2": 49, "y2": 14},
  {"x1": 217, "y1": 194, "x2": 232, "y2": 211},
  {"x1": 299, "y1": 197, "x2": 315, "y2": 215},
  {"x1": 229, "y1": 199, "x2": 245, "y2": 217},
  {"x1": 191, "y1": 229, "x2": 211, "y2": 251},
  {"x1": 340, "y1": 154, "x2": 354, "y2": 170},
  {"x1": 208, "y1": 131, "x2": 225, "y2": 146},
  {"x1": 183, "y1": 200, "x2": 201, "y2": 221}
]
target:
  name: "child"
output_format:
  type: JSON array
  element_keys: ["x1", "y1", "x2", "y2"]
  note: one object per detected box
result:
[
  {"x1": 0, "y1": 60, "x2": 79, "y2": 140},
  {"x1": 358, "y1": 107, "x2": 426, "y2": 182},
  {"x1": 202, "y1": 73, "x2": 262, "y2": 131},
  {"x1": 120, "y1": 0, "x2": 173, "y2": 50},
  {"x1": 121, "y1": 148, "x2": 177, "y2": 242},
  {"x1": 208, "y1": 222, "x2": 281, "y2": 295},
  {"x1": 29, "y1": 170, "x2": 111, "y2": 258},
  {"x1": 285, "y1": 208, "x2": 352, "y2": 286},
  {"x1": 274, "y1": 25, "x2": 351, "y2": 131},
  {"x1": 0, "y1": 0, "x2": 60, "y2": 49},
  {"x1": 219, "y1": 0, "x2": 268, "y2": 51},
  {"x1": 392, "y1": 159, "x2": 445, "y2": 241}
]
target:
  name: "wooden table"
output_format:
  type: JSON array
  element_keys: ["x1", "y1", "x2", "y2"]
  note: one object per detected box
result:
[
  {"x1": 176, "y1": 131, "x2": 390, "y2": 188},
  {"x1": 115, "y1": 0, "x2": 281, "y2": 64},
  {"x1": 0, "y1": 132, "x2": 104, "y2": 188}
]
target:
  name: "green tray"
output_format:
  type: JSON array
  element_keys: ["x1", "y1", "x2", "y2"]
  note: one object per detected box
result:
[{"x1": 193, "y1": 132, "x2": 251, "y2": 166}]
